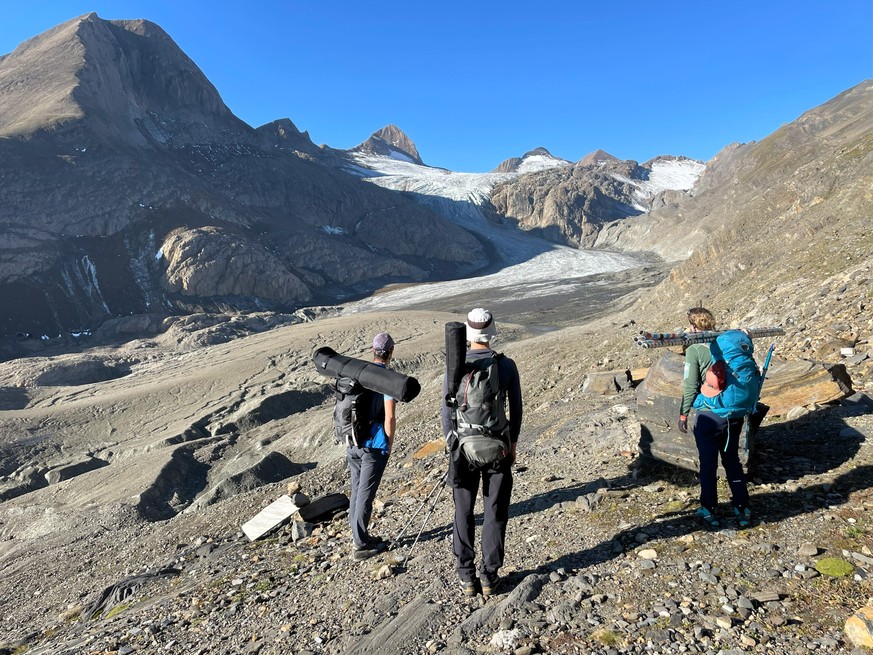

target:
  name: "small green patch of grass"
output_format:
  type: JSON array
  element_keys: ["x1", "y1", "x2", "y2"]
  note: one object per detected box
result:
[
  {"x1": 104, "y1": 602, "x2": 131, "y2": 620},
  {"x1": 664, "y1": 500, "x2": 686, "y2": 513},
  {"x1": 846, "y1": 525, "x2": 865, "y2": 540},
  {"x1": 253, "y1": 579, "x2": 274, "y2": 592},
  {"x1": 591, "y1": 628, "x2": 622, "y2": 647},
  {"x1": 815, "y1": 558, "x2": 855, "y2": 577}
]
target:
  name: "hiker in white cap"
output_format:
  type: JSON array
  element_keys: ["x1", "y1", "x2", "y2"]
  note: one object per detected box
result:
[{"x1": 441, "y1": 308, "x2": 522, "y2": 597}]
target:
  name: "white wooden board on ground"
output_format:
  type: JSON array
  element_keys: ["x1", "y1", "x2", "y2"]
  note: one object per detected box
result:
[{"x1": 241, "y1": 494, "x2": 299, "y2": 541}]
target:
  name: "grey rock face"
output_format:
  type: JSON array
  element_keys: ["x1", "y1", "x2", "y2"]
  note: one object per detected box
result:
[
  {"x1": 490, "y1": 158, "x2": 655, "y2": 247},
  {"x1": 0, "y1": 16, "x2": 484, "y2": 338},
  {"x1": 352, "y1": 124, "x2": 425, "y2": 165}
]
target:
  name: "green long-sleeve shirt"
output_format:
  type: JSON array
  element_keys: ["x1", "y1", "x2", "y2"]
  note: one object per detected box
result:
[{"x1": 680, "y1": 343, "x2": 712, "y2": 415}]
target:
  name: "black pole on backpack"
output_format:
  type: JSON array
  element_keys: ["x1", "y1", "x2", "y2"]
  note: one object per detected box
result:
[{"x1": 444, "y1": 322, "x2": 467, "y2": 408}]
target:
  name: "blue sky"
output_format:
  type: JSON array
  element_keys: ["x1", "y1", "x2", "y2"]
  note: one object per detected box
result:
[{"x1": 2, "y1": 2, "x2": 871, "y2": 172}]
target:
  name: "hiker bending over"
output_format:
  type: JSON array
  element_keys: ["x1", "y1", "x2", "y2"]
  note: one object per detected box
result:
[
  {"x1": 346, "y1": 332, "x2": 397, "y2": 561},
  {"x1": 679, "y1": 307, "x2": 753, "y2": 529},
  {"x1": 442, "y1": 308, "x2": 522, "y2": 597}
]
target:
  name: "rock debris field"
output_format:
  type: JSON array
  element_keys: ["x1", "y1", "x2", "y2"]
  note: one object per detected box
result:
[{"x1": 1, "y1": 292, "x2": 872, "y2": 655}]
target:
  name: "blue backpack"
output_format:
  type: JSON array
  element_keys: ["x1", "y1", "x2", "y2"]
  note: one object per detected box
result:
[{"x1": 693, "y1": 330, "x2": 761, "y2": 419}]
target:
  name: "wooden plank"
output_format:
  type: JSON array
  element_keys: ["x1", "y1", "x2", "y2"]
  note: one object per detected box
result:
[{"x1": 242, "y1": 495, "x2": 299, "y2": 541}]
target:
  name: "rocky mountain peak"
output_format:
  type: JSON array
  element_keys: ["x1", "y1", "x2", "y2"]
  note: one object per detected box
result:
[
  {"x1": 352, "y1": 124, "x2": 424, "y2": 164},
  {"x1": 0, "y1": 12, "x2": 242, "y2": 143},
  {"x1": 492, "y1": 146, "x2": 570, "y2": 173},
  {"x1": 256, "y1": 118, "x2": 318, "y2": 154},
  {"x1": 522, "y1": 146, "x2": 554, "y2": 158},
  {"x1": 576, "y1": 148, "x2": 619, "y2": 166}
]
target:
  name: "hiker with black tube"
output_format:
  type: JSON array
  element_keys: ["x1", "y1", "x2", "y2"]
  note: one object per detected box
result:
[
  {"x1": 442, "y1": 309, "x2": 522, "y2": 597},
  {"x1": 679, "y1": 307, "x2": 756, "y2": 529},
  {"x1": 345, "y1": 332, "x2": 397, "y2": 561}
]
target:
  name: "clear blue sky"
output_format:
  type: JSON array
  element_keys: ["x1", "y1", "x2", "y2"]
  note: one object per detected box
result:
[{"x1": 2, "y1": 2, "x2": 871, "y2": 172}]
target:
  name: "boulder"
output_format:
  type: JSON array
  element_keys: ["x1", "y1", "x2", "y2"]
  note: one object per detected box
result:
[{"x1": 845, "y1": 603, "x2": 873, "y2": 648}]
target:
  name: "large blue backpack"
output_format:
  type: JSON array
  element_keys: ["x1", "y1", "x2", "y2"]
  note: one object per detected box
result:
[{"x1": 693, "y1": 330, "x2": 761, "y2": 419}]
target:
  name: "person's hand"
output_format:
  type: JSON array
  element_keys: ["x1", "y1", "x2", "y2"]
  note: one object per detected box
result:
[{"x1": 678, "y1": 415, "x2": 688, "y2": 434}]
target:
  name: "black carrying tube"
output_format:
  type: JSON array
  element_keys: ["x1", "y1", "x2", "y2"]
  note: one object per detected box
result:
[
  {"x1": 444, "y1": 321, "x2": 467, "y2": 405},
  {"x1": 312, "y1": 347, "x2": 421, "y2": 403}
]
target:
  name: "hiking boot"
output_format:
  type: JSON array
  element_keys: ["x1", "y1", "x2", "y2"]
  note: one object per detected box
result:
[
  {"x1": 460, "y1": 579, "x2": 478, "y2": 597},
  {"x1": 695, "y1": 506, "x2": 720, "y2": 529},
  {"x1": 481, "y1": 575, "x2": 499, "y2": 597},
  {"x1": 734, "y1": 506, "x2": 752, "y2": 528},
  {"x1": 368, "y1": 535, "x2": 389, "y2": 551},
  {"x1": 352, "y1": 546, "x2": 379, "y2": 561}
]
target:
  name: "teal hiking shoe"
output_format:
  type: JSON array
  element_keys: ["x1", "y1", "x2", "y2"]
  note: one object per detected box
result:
[
  {"x1": 734, "y1": 506, "x2": 752, "y2": 528},
  {"x1": 696, "y1": 506, "x2": 720, "y2": 529}
]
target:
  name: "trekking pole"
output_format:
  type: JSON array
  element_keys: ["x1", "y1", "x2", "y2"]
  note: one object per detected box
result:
[
  {"x1": 392, "y1": 473, "x2": 447, "y2": 547},
  {"x1": 741, "y1": 343, "x2": 776, "y2": 456},
  {"x1": 402, "y1": 475, "x2": 448, "y2": 568}
]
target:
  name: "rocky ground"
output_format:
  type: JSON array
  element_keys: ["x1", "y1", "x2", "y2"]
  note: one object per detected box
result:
[{"x1": 1, "y1": 267, "x2": 872, "y2": 655}]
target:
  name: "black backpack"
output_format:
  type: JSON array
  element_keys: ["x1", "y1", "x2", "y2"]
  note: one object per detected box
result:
[
  {"x1": 454, "y1": 355, "x2": 509, "y2": 467},
  {"x1": 332, "y1": 377, "x2": 383, "y2": 447}
]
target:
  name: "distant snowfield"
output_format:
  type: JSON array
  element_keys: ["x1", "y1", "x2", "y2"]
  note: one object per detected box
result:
[
  {"x1": 613, "y1": 158, "x2": 706, "y2": 211},
  {"x1": 516, "y1": 153, "x2": 573, "y2": 174},
  {"x1": 343, "y1": 244, "x2": 641, "y2": 313},
  {"x1": 342, "y1": 152, "x2": 701, "y2": 313},
  {"x1": 346, "y1": 153, "x2": 514, "y2": 231}
]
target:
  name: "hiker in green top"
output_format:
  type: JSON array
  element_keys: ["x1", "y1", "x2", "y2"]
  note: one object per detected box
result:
[{"x1": 679, "y1": 307, "x2": 752, "y2": 529}]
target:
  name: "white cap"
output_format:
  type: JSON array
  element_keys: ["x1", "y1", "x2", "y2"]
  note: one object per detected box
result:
[{"x1": 466, "y1": 308, "x2": 497, "y2": 344}]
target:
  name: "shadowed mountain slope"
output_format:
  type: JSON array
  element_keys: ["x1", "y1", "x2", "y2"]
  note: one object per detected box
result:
[{"x1": 0, "y1": 15, "x2": 484, "y2": 338}]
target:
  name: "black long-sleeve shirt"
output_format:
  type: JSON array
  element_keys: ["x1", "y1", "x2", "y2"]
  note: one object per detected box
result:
[{"x1": 440, "y1": 348, "x2": 523, "y2": 442}]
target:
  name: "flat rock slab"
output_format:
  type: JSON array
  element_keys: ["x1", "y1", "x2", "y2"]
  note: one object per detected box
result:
[
  {"x1": 241, "y1": 495, "x2": 299, "y2": 541},
  {"x1": 45, "y1": 457, "x2": 109, "y2": 485}
]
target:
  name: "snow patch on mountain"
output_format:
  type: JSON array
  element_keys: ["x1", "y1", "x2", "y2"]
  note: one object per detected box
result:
[
  {"x1": 611, "y1": 158, "x2": 705, "y2": 210},
  {"x1": 640, "y1": 158, "x2": 705, "y2": 195},
  {"x1": 516, "y1": 154, "x2": 572, "y2": 174},
  {"x1": 347, "y1": 153, "x2": 513, "y2": 230}
]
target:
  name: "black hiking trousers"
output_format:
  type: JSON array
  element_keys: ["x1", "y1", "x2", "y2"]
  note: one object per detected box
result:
[
  {"x1": 452, "y1": 458, "x2": 513, "y2": 584},
  {"x1": 694, "y1": 410, "x2": 750, "y2": 511}
]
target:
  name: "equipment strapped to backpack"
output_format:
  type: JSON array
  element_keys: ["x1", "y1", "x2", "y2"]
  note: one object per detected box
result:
[
  {"x1": 332, "y1": 377, "x2": 383, "y2": 447},
  {"x1": 454, "y1": 354, "x2": 509, "y2": 467},
  {"x1": 693, "y1": 330, "x2": 762, "y2": 419}
]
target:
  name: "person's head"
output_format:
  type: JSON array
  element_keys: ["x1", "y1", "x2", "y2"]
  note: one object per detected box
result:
[
  {"x1": 466, "y1": 308, "x2": 497, "y2": 348},
  {"x1": 687, "y1": 307, "x2": 715, "y2": 332},
  {"x1": 372, "y1": 332, "x2": 394, "y2": 363}
]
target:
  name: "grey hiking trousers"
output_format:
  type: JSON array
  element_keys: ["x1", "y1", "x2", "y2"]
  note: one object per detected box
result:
[{"x1": 347, "y1": 446, "x2": 389, "y2": 548}]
